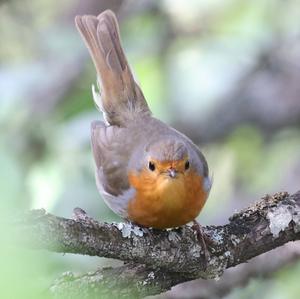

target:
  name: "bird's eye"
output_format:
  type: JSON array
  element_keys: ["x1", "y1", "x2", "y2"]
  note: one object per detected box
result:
[
  {"x1": 185, "y1": 160, "x2": 190, "y2": 170},
  {"x1": 148, "y1": 161, "x2": 155, "y2": 171}
]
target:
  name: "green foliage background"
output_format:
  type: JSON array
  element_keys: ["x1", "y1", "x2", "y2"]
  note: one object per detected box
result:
[{"x1": 0, "y1": 0, "x2": 300, "y2": 298}]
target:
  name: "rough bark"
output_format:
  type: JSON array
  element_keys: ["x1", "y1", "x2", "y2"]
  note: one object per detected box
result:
[
  {"x1": 14, "y1": 191, "x2": 300, "y2": 298},
  {"x1": 157, "y1": 242, "x2": 300, "y2": 299}
]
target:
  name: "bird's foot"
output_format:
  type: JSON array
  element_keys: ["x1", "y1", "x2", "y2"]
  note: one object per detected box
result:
[{"x1": 191, "y1": 220, "x2": 210, "y2": 269}]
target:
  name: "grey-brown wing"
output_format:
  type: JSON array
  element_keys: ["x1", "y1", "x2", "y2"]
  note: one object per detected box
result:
[{"x1": 91, "y1": 121, "x2": 130, "y2": 196}]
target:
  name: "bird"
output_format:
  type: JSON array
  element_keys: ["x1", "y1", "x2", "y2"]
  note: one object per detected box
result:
[{"x1": 75, "y1": 10, "x2": 212, "y2": 231}]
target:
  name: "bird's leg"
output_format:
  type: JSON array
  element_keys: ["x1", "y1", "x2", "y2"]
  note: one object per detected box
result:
[{"x1": 192, "y1": 220, "x2": 210, "y2": 266}]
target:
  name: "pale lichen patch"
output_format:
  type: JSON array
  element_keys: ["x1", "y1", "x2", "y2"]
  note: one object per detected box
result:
[
  {"x1": 204, "y1": 254, "x2": 228, "y2": 279},
  {"x1": 224, "y1": 251, "x2": 231, "y2": 258},
  {"x1": 201, "y1": 250, "x2": 232, "y2": 280},
  {"x1": 209, "y1": 229, "x2": 224, "y2": 245},
  {"x1": 267, "y1": 203, "x2": 299, "y2": 238},
  {"x1": 148, "y1": 271, "x2": 155, "y2": 279},
  {"x1": 116, "y1": 222, "x2": 144, "y2": 238},
  {"x1": 189, "y1": 244, "x2": 201, "y2": 258},
  {"x1": 230, "y1": 234, "x2": 241, "y2": 246},
  {"x1": 141, "y1": 271, "x2": 155, "y2": 286},
  {"x1": 292, "y1": 203, "x2": 300, "y2": 234}
]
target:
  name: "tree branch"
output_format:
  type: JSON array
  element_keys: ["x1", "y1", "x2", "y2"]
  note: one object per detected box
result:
[
  {"x1": 160, "y1": 243, "x2": 300, "y2": 299},
  {"x1": 15, "y1": 191, "x2": 300, "y2": 298}
]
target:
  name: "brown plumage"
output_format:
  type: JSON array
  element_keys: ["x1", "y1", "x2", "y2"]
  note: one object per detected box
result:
[
  {"x1": 75, "y1": 11, "x2": 150, "y2": 126},
  {"x1": 75, "y1": 10, "x2": 211, "y2": 229}
]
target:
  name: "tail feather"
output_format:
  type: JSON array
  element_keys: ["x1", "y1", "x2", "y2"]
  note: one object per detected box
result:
[{"x1": 75, "y1": 10, "x2": 151, "y2": 126}]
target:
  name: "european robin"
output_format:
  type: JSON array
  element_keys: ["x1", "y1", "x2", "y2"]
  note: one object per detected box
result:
[{"x1": 75, "y1": 10, "x2": 212, "y2": 231}]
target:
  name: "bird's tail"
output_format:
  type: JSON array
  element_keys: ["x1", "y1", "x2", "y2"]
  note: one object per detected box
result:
[{"x1": 75, "y1": 10, "x2": 151, "y2": 126}]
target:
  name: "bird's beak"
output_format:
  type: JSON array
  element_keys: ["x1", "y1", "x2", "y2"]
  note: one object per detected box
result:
[{"x1": 168, "y1": 168, "x2": 177, "y2": 178}]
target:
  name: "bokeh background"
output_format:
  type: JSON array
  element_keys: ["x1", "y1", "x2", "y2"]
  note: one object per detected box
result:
[{"x1": 1, "y1": 0, "x2": 300, "y2": 298}]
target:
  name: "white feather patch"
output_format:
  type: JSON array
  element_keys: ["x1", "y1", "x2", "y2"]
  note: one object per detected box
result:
[
  {"x1": 92, "y1": 84, "x2": 101, "y2": 110},
  {"x1": 92, "y1": 82, "x2": 110, "y2": 125}
]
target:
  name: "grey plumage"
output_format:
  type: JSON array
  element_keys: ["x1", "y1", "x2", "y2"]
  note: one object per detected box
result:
[{"x1": 75, "y1": 10, "x2": 211, "y2": 221}]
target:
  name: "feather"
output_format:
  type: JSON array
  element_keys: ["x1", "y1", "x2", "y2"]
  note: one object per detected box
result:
[{"x1": 75, "y1": 10, "x2": 151, "y2": 126}]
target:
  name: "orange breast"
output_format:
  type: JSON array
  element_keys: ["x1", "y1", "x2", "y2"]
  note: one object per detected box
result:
[{"x1": 127, "y1": 169, "x2": 208, "y2": 229}]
